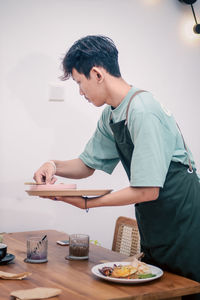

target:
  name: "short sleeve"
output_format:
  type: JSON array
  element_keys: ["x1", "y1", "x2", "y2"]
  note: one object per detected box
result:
[
  {"x1": 129, "y1": 112, "x2": 176, "y2": 187},
  {"x1": 79, "y1": 112, "x2": 120, "y2": 174}
]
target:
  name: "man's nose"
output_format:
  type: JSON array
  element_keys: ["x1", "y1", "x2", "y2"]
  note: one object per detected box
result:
[{"x1": 79, "y1": 88, "x2": 84, "y2": 96}]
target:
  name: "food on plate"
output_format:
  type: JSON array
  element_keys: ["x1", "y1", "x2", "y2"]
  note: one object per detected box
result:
[
  {"x1": 29, "y1": 183, "x2": 77, "y2": 191},
  {"x1": 111, "y1": 265, "x2": 138, "y2": 278},
  {"x1": 99, "y1": 258, "x2": 156, "y2": 279}
]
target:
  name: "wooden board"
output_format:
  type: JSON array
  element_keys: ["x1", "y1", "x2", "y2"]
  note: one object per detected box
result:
[{"x1": 26, "y1": 189, "x2": 112, "y2": 197}]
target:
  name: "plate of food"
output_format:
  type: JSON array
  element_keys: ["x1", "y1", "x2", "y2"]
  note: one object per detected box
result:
[{"x1": 91, "y1": 258, "x2": 163, "y2": 284}]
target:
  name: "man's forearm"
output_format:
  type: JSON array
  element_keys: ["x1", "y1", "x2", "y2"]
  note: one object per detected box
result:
[
  {"x1": 87, "y1": 186, "x2": 159, "y2": 208},
  {"x1": 54, "y1": 158, "x2": 95, "y2": 179}
]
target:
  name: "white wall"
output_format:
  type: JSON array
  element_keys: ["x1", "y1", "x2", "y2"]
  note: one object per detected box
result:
[{"x1": 0, "y1": 0, "x2": 200, "y2": 249}]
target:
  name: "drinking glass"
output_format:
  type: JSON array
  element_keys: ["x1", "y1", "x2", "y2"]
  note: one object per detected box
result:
[
  {"x1": 26, "y1": 236, "x2": 48, "y2": 263},
  {"x1": 68, "y1": 234, "x2": 89, "y2": 260}
]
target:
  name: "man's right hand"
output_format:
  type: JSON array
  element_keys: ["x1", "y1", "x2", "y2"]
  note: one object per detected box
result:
[{"x1": 33, "y1": 161, "x2": 57, "y2": 184}]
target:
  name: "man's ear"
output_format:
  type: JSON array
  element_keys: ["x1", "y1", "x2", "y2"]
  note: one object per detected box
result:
[{"x1": 91, "y1": 67, "x2": 104, "y2": 83}]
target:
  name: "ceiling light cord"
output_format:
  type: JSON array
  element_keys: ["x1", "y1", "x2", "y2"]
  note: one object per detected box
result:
[{"x1": 191, "y1": 4, "x2": 198, "y2": 24}]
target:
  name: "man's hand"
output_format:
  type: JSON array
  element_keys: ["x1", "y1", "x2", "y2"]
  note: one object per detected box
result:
[{"x1": 33, "y1": 161, "x2": 57, "y2": 184}]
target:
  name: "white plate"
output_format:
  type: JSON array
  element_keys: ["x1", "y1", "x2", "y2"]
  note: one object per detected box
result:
[{"x1": 91, "y1": 261, "x2": 163, "y2": 284}]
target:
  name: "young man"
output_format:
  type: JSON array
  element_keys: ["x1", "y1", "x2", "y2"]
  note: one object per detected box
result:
[{"x1": 34, "y1": 35, "x2": 200, "y2": 296}]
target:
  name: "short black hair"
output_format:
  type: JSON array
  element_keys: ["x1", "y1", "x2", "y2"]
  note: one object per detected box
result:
[{"x1": 61, "y1": 35, "x2": 121, "y2": 80}]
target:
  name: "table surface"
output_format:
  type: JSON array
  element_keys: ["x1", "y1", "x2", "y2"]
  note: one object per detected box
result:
[{"x1": 1, "y1": 230, "x2": 200, "y2": 300}]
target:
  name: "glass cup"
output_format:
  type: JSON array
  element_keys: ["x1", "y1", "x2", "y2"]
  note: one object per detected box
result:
[
  {"x1": 0, "y1": 243, "x2": 7, "y2": 260},
  {"x1": 26, "y1": 236, "x2": 48, "y2": 263},
  {"x1": 68, "y1": 234, "x2": 89, "y2": 260}
]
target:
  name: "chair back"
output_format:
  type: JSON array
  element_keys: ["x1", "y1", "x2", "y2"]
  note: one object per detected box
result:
[{"x1": 112, "y1": 216, "x2": 140, "y2": 256}]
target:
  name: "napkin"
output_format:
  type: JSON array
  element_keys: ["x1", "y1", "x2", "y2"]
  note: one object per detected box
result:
[
  {"x1": 0, "y1": 270, "x2": 32, "y2": 280},
  {"x1": 10, "y1": 287, "x2": 62, "y2": 299}
]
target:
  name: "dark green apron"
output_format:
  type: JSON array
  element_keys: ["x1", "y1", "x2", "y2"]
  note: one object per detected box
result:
[{"x1": 110, "y1": 90, "x2": 200, "y2": 299}]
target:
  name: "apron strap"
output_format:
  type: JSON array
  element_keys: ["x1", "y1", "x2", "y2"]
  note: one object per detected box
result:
[
  {"x1": 109, "y1": 90, "x2": 147, "y2": 123},
  {"x1": 125, "y1": 90, "x2": 193, "y2": 173},
  {"x1": 176, "y1": 123, "x2": 193, "y2": 173},
  {"x1": 110, "y1": 89, "x2": 193, "y2": 173},
  {"x1": 125, "y1": 90, "x2": 147, "y2": 125}
]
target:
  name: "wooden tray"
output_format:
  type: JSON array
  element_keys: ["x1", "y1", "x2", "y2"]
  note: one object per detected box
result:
[{"x1": 26, "y1": 189, "x2": 112, "y2": 197}]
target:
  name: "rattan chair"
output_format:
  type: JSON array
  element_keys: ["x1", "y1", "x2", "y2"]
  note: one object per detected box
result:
[{"x1": 112, "y1": 216, "x2": 140, "y2": 256}]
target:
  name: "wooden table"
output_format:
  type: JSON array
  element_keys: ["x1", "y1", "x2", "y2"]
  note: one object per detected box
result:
[{"x1": 1, "y1": 230, "x2": 200, "y2": 300}]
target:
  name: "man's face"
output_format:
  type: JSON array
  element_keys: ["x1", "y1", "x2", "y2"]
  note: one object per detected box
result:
[{"x1": 72, "y1": 68, "x2": 105, "y2": 107}]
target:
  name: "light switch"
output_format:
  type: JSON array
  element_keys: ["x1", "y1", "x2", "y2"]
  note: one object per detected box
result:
[{"x1": 48, "y1": 83, "x2": 65, "y2": 102}]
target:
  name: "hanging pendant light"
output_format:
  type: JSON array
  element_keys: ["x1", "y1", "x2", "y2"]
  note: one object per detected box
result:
[{"x1": 178, "y1": 0, "x2": 200, "y2": 34}]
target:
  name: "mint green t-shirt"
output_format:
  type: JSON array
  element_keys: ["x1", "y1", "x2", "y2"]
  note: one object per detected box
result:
[{"x1": 79, "y1": 87, "x2": 197, "y2": 187}]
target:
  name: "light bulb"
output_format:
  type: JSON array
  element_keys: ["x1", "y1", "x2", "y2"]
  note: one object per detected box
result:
[{"x1": 193, "y1": 23, "x2": 200, "y2": 34}]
